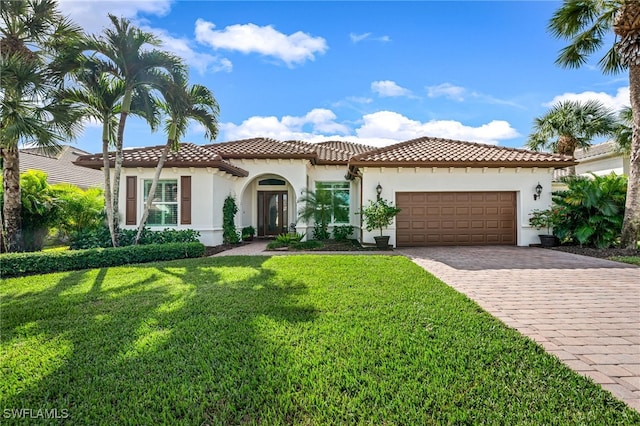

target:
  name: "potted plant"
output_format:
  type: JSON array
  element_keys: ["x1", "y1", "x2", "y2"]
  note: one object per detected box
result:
[
  {"x1": 241, "y1": 226, "x2": 255, "y2": 241},
  {"x1": 360, "y1": 198, "x2": 401, "y2": 249},
  {"x1": 529, "y1": 209, "x2": 557, "y2": 247}
]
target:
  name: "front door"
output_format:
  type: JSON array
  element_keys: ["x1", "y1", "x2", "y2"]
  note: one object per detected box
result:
[{"x1": 257, "y1": 191, "x2": 288, "y2": 236}]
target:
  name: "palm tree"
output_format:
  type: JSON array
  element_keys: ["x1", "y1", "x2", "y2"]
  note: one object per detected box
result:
[
  {"x1": 614, "y1": 106, "x2": 633, "y2": 155},
  {"x1": 134, "y1": 79, "x2": 219, "y2": 244},
  {"x1": 297, "y1": 188, "x2": 347, "y2": 240},
  {"x1": 0, "y1": 0, "x2": 83, "y2": 252},
  {"x1": 549, "y1": 0, "x2": 640, "y2": 248},
  {"x1": 527, "y1": 99, "x2": 618, "y2": 174},
  {"x1": 87, "y1": 15, "x2": 185, "y2": 245},
  {"x1": 61, "y1": 61, "x2": 158, "y2": 247}
]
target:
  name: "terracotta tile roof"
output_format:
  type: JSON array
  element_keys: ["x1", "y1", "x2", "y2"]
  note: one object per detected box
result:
[
  {"x1": 574, "y1": 140, "x2": 620, "y2": 160},
  {"x1": 20, "y1": 145, "x2": 103, "y2": 189},
  {"x1": 348, "y1": 137, "x2": 576, "y2": 168},
  {"x1": 314, "y1": 140, "x2": 377, "y2": 164},
  {"x1": 205, "y1": 138, "x2": 317, "y2": 159},
  {"x1": 74, "y1": 143, "x2": 248, "y2": 177}
]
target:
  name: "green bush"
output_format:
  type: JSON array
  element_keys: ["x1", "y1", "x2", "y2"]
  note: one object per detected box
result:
[
  {"x1": 51, "y1": 183, "x2": 104, "y2": 240},
  {"x1": 223, "y1": 196, "x2": 240, "y2": 244},
  {"x1": 0, "y1": 242, "x2": 205, "y2": 278},
  {"x1": 332, "y1": 225, "x2": 354, "y2": 241},
  {"x1": 70, "y1": 227, "x2": 200, "y2": 250},
  {"x1": 553, "y1": 173, "x2": 627, "y2": 248},
  {"x1": 312, "y1": 223, "x2": 330, "y2": 240},
  {"x1": 275, "y1": 232, "x2": 304, "y2": 244}
]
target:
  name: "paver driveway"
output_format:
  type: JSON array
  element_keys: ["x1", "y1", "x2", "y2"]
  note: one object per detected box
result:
[{"x1": 398, "y1": 246, "x2": 640, "y2": 411}]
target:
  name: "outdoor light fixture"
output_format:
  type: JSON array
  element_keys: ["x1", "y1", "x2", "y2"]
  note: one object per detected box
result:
[
  {"x1": 534, "y1": 182, "x2": 543, "y2": 200},
  {"x1": 376, "y1": 183, "x2": 383, "y2": 200}
]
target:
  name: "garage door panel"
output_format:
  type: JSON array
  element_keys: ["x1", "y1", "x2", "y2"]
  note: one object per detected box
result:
[{"x1": 396, "y1": 191, "x2": 516, "y2": 246}]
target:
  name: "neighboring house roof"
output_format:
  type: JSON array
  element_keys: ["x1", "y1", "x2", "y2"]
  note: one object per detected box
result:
[
  {"x1": 20, "y1": 145, "x2": 103, "y2": 189},
  {"x1": 574, "y1": 140, "x2": 621, "y2": 161},
  {"x1": 74, "y1": 137, "x2": 574, "y2": 175},
  {"x1": 74, "y1": 143, "x2": 249, "y2": 177},
  {"x1": 348, "y1": 137, "x2": 576, "y2": 168}
]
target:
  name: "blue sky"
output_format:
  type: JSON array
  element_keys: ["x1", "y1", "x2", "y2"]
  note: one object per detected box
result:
[{"x1": 58, "y1": 0, "x2": 630, "y2": 154}]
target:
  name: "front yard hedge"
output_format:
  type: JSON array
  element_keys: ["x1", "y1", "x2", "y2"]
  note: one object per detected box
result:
[{"x1": 0, "y1": 242, "x2": 205, "y2": 278}]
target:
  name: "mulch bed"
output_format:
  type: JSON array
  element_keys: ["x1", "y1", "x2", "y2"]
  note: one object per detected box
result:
[{"x1": 549, "y1": 246, "x2": 640, "y2": 259}]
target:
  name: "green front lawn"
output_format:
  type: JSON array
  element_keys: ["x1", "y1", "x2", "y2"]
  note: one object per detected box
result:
[{"x1": 2, "y1": 256, "x2": 638, "y2": 424}]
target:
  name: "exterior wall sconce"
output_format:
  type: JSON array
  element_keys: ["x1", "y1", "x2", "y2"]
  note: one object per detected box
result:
[
  {"x1": 534, "y1": 182, "x2": 543, "y2": 200},
  {"x1": 376, "y1": 183, "x2": 383, "y2": 200}
]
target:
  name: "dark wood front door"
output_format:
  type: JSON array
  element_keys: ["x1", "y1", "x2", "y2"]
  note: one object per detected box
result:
[{"x1": 258, "y1": 191, "x2": 288, "y2": 236}]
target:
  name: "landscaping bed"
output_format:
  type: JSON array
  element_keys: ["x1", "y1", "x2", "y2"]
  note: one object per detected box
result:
[{"x1": 550, "y1": 245, "x2": 640, "y2": 260}]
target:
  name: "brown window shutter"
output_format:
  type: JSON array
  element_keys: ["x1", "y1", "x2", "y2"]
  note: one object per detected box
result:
[
  {"x1": 125, "y1": 176, "x2": 137, "y2": 225},
  {"x1": 180, "y1": 176, "x2": 191, "y2": 225}
]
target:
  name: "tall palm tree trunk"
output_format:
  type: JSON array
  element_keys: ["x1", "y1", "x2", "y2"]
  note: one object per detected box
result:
[
  {"x1": 102, "y1": 133, "x2": 117, "y2": 248},
  {"x1": 111, "y1": 90, "x2": 133, "y2": 241},
  {"x1": 134, "y1": 141, "x2": 172, "y2": 244},
  {"x1": 1, "y1": 148, "x2": 23, "y2": 252},
  {"x1": 620, "y1": 64, "x2": 640, "y2": 248}
]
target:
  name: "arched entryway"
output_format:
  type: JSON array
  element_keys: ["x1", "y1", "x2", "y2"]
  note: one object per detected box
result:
[{"x1": 239, "y1": 174, "x2": 296, "y2": 237}]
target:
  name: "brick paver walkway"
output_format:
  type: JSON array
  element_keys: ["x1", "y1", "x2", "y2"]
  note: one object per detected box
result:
[{"x1": 398, "y1": 246, "x2": 640, "y2": 411}]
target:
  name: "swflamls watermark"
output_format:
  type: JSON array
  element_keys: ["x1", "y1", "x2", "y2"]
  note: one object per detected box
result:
[{"x1": 3, "y1": 408, "x2": 69, "y2": 419}]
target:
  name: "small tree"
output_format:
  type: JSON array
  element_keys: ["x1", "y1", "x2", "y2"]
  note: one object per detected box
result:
[
  {"x1": 297, "y1": 188, "x2": 343, "y2": 240},
  {"x1": 360, "y1": 198, "x2": 401, "y2": 236}
]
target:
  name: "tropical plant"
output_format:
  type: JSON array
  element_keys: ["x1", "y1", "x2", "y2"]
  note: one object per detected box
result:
[
  {"x1": 614, "y1": 106, "x2": 633, "y2": 155},
  {"x1": 241, "y1": 226, "x2": 255, "y2": 240},
  {"x1": 526, "y1": 99, "x2": 617, "y2": 174},
  {"x1": 222, "y1": 195, "x2": 240, "y2": 244},
  {"x1": 86, "y1": 14, "x2": 185, "y2": 245},
  {"x1": 360, "y1": 198, "x2": 401, "y2": 237},
  {"x1": 62, "y1": 57, "x2": 158, "y2": 247},
  {"x1": 0, "y1": 170, "x2": 61, "y2": 252},
  {"x1": 0, "y1": 0, "x2": 83, "y2": 252},
  {"x1": 553, "y1": 173, "x2": 627, "y2": 248},
  {"x1": 297, "y1": 188, "x2": 346, "y2": 240},
  {"x1": 528, "y1": 209, "x2": 556, "y2": 236},
  {"x1": 51, "y1": 183, "x2": 104, "y2": 241},
  {"x1": 134, "y1": 79, "x2": 219, "y2": 244},
  {"x1": 332, "y1": 225, "x2": 355, "y2": 241},
  {"x1": 548, "y1": 0, "x2": 639, "y2": 248}
]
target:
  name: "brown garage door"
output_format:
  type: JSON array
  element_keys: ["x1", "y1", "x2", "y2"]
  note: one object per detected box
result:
[{"x1": 396, "y1": 192, "x2": 516, "y2": 246}]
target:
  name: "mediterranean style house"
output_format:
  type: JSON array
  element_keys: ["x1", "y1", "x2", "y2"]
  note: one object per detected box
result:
[{"x1": 74, "y1": 136, "x2": 575, "y2": 247}]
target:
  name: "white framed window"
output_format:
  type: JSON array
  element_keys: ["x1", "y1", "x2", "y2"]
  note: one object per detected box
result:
[
  {"x1": 315, "y1": 181, "x2": 350, "y2": 224},
  {"x1": 143, "y1": 179, "x2": 178, "y2": 226}
]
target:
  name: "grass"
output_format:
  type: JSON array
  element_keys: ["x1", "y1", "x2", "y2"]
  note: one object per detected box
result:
[
  {"x1": 2, "y1": 255, "x2": 638, "y2": 425},
  {"x1": 609, "y1": 256, "x2": 640, "y2": 266}
]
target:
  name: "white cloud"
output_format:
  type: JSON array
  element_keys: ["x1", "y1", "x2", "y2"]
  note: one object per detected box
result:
[
  {"x1": 356, "y1": 111, "x2": 519, "y2": 146},
  {"x1": 58, "y1": 0, "x2": 172, "y2": 34},
  {"x1": 220, "y1": 108, "x2": 350, "y2": 141},
  {"x1": 219, "y1": 109, "x2": 519, "y2": 147},
  {"x1": 349, "y1": 32, "x2": 391, "y2": 43},
  {"x1": 144, "y1": 27, "x2": 232, "y2": 74},
  {"x1": 426, "y1": 83, "x2": 466, "y2": 101},
  {"x1": 350, "y1": 32, "x2": 371, "y2": 43},
  {"x1": 544, "y1": 87, "x2": 630, "y2": 111},
  {"x1": 195, "y1": 20, "x2": 327, "y2": 67},
  {"x1": 371, "y1": 80, "x2": 412, "y2": 98}
]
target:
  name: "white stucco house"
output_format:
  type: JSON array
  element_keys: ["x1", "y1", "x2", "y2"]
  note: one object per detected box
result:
[{"x1": 74, "y1": 136, "x2": 575, "y2": 247}]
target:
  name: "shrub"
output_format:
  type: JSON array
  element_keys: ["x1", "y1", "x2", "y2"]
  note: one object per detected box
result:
[
  {"x1": 312, "y1": 223, "x2": 330, "y2": 240},
  {"x1": 70, "y1": 227, "x2": 200, "y2": 250},
  {"x1": 241, "y1": 226, "x2": 255, "y2": 240},
  {"x1": 529, "y1": 209, "x2": 556, "y2": 235},
  {"x1": 275, "y1": 232, "x2": 304, "y2": 244},
  {"x1": 0, "y1": 242, "x2": 205, "y2": 278},
  {"x1": 51, "y1": 183, "x2": 104, "y2": 241},
  {"x1": 552, "y1": 173, "x2": 627, "y2": 248},
  {"x1": 360, "y1": 198, "x2": 401, "y2": 236},
  {"x1": 332, "y1": 225, "x2": 354, "y2": 241},
  {"x1": 223, "y1": 196, "x2": 240, "y2": 244}
]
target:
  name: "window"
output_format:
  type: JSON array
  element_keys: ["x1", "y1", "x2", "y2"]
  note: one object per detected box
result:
[
  {"x1": 315, "y1": 181, "x2": 350, "y2": 224},
  {"x1": 258, "y1": 178, "x2": 286, "y2": 186},
  {"x1": 144, "y1": 180, "x2": 178, "y2": 226}
]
